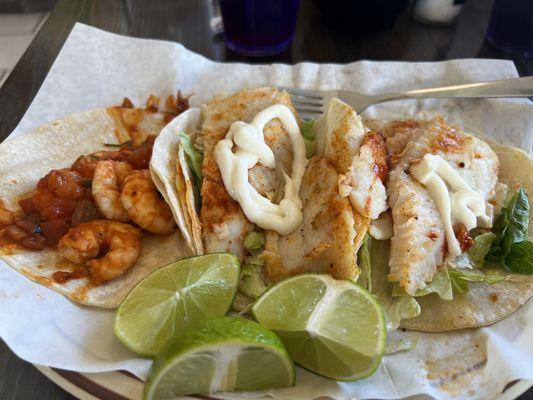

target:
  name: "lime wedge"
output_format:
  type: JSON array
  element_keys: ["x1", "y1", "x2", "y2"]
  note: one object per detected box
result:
[
  {"x1": 252, "y1": 274, "x2": 386, "y2": 381},
  {"x1": 114, "y1": 254, "x2": 240, "y2": 356},
  {"x1": 144, "y1": 317, "x2": 295, "y2": 398}
]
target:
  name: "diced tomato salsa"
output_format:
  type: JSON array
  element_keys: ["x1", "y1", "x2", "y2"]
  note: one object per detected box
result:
[
  {"x1": 18, "y1": 198, "x2": 36, "y2": 215},
  {"x1": 0, "y1": 136, "x2": 156, "y2": 251}
]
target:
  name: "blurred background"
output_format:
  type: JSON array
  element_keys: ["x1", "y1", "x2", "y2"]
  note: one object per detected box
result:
[
  {"x1": 0, "y1": 0, "x2": 531, "y2": 90},
  {"x1": 0, "y1": 0, "x2": 55, "y2": 87}
]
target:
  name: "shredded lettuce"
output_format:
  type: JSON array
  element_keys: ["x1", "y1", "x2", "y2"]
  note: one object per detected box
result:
[
  {"x1": 489, "y1": 188, "x2": 533, "y2": 274},
  {"x1": 357, "y1": 234, "x2": 372, "y2": 292},
  {"x1": 416, "y1": 267, "x2": 453, "y2": 300},
  {"x1": 300, "y1": 119, "x2": 317, "y2": 158},
  {"x1": 393, "y1": 267, "x2": 453, "y2": 301},
  {"x1": 467, "y1": 232, "x2": 496, "y2": 268},
  {"x1": 449, "y1": 270, "x2": 468, "y2": 294},
  {"x1": 451, "y1": 231, "x2": 495, "y2": 269},
  {"x1": 385, "y1": 294, "x2": 422, "y2": 331},
  {"x1": 243, "y1": 231, "x2": 265, "y2": 254},
  {"x1": 236, "y1": 230, "x2": 269, "y2": 305},
  {"x1": 393, "y1": 267, "x2": 507, "y2": 298},
  {"x1": 238, "y1": 256, "x2": 269, "y2": 299},
  {"x1": 176, "y1": 131, "x2": 203, "y2": 188},
  {"x1": 448, "y1": 268, "x2": 508, "y2": 294},
  {"x1": 365, "y1": 238, "x2": 421, "y2": 331}
]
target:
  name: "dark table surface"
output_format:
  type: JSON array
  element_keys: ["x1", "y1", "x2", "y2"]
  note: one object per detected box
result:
[{"x1": 0, "y1": 0, "x2": 532, "y2": 399}]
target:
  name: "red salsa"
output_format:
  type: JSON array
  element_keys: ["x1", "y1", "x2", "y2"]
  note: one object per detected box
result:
[
  {"x1": 0, "y1": 136, "x2": 157, "y2": 251},
  {"x1": 52, "y1": 269, "x2": 88, "y2": 284},
  {"x1": 454, "y1": 224, "x2": 474, "y2": 252}
]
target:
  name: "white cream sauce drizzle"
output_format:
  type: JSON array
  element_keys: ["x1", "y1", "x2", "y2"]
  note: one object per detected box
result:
[
  {"x1": 214, "y1": 105, "x2": 307, "y2": 235},
  {"x1": 410, "y1": 154, "x2": 491, "y2": 259}
]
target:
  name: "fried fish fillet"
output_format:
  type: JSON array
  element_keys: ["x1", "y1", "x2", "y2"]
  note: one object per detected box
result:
[
  {"x1": 264, "y1": 99, "x2": 386, "y2": 282},
  {"x1": 319, "y1": 99, "x2": 388, "y2": 220},
  {"x1": 264, "y1": 157, "x2": 360, "y2": 281},
  {"x1": 201, "y1": 91, "x2": 387, "y2": 282},
  {"x1": 200, "y1": 87, "x2": 296, "y2": 259},
  {"x1": 384, "y1": 117, "x2": 499, "y2": 295}
]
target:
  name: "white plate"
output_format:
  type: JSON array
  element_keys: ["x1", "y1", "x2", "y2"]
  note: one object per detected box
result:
[{"x1": 34, "y1": 365, "x2": 533, "y2": 400}]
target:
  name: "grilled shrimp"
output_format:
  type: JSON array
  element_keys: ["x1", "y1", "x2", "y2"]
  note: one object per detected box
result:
[
  {"x1": 58, "y1": 220, "x2": 142, "y2": 285},
  {"x1": 121, "y1": 170, "x2": 175, "y2": 234},
  {"x1": 92, "y1": 161, "x2": 132, "y2": 221}
]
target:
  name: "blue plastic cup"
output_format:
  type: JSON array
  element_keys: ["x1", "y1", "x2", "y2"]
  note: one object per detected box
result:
[
  {"x1": 486, "y1": 0, "x2": 533, "y2": 58},
  {"x1": 219, "y1": 0, "x2": 301, "y2": 56}
]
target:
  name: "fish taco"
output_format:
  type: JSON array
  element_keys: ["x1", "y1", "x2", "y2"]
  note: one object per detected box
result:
[
  {"x1": 167, "y1": 87, "x2": 533, "y2": 331},
  {"x1": 364, "y1": 117, "x2": 533, "y2": 331},
  {"x1": 162, "y1": 87, "x2": 386, "y2": 306}
]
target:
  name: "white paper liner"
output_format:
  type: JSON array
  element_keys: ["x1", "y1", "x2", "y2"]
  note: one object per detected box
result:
[{"x1": 1, "y1": 23, "x2": 532, "y2": 400}]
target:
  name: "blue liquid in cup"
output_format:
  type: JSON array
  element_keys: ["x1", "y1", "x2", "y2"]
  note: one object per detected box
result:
[
  {"x1": 486, "y1": 0, "x2": 533, "y2": 57},
  {"x1": 219, "y1": 0, "x2": 300, "y2": 56}
]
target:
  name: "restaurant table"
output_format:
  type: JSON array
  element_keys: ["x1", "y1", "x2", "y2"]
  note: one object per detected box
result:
[{"x1": 0, "y1": 0, "x2": 532, "y2": 399}]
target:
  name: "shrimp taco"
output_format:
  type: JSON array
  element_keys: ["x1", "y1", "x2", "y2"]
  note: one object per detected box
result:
[
  {"x1": 0, "y1": 94, "x2": 191, "y2": 308},
  {"x1": 166, "y1": 87, "x2": 533, "y2": 330}
]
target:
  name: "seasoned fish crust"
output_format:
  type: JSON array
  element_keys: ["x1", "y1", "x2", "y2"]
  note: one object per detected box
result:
[
  {"x1": 338, "y1": 131, "x2": 388, "y2": 219},
  {"x1": 385, "y1": 117, "x2": 499, "y2": 295},
  {"x1": 320, "y1": 99, "x2": 388, "y2": 220},
  {"x1": 264, "y1": 157, "x2": 359, "y2": 281},
  {"x1": 200, "y1": 87, "x2": 296, "y2": 259},
  {"x1": 264, "y1": 99, "x2": 388, "y2": 282}
]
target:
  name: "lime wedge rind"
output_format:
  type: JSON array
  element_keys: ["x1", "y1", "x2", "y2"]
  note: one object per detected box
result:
[
  {"x1": 114, "y1": 253, "x2": 240, "y2": 357},
  {"x1": 145, "y1": 340, "x2": 294, "y2": 397},
  {"x1": 143, "y1": 317, "x2": 295, "y2": 399},
  {"x1": 252, "y1": 273, "x2": 386, "y2": 381}
]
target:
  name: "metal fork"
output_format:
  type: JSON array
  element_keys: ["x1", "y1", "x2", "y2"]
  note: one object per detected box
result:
[{"x1": 281, "y1": 76, "x2": 533, "y2": 119}]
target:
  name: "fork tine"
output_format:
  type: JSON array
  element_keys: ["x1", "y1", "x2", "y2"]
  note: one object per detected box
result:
[
  {"x1": 290, "y1": 96, "x2": 324, "y2": 107},
  {"x1": 280, "y1": 87, "x2": 324, "y2": 101},
  {"x1": 291, "y1": 104, "x2": 323, "y2": 113},
  {"x1": 279, "y1": 87, "x2": 326, "y2": 119}
]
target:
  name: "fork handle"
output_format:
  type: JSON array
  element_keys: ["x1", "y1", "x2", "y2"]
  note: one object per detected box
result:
[{"x1": 394, "y1": 76, "x2": 533, "y2": 100}]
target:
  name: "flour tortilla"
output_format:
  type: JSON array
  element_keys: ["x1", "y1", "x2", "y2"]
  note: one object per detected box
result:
[
  {"x1": 176, "y1": 144, "x2": 203, "y2": 254},
  {"x1": 0, "y1": 107, "x2": 189, "y2": 308},
  {"x1": 400, "y1": 141, "x2": 533, "y2": 331},
  {"x1": 150, "y1": 108, "x2": 204, "y2": 255}
]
